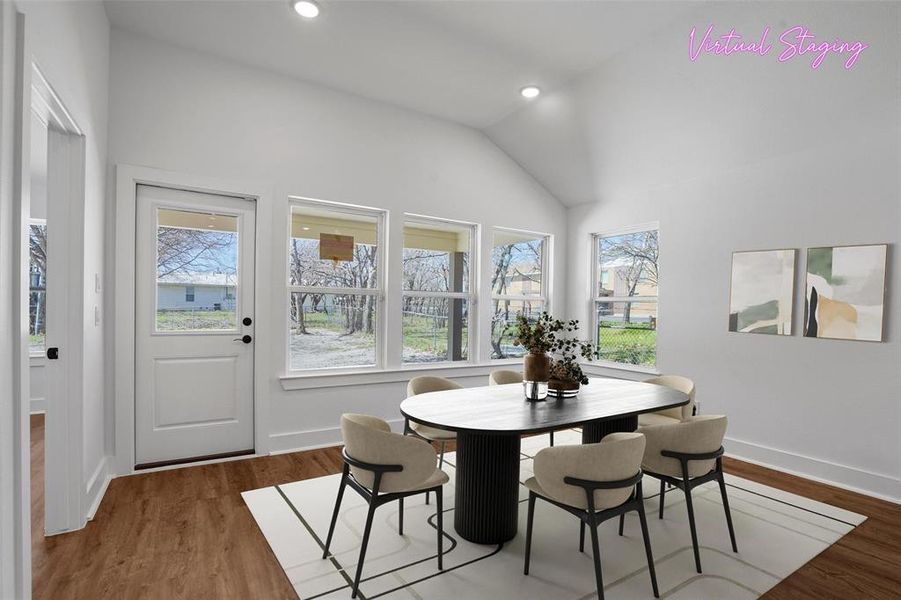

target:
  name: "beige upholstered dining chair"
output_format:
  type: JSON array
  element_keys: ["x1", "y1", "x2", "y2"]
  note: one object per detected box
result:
[
  {"x1": 488, "y1": 369, "x2": 523, "y2": 386},
  {"x1": 634, "y1": 415, "x2": 737, "y2": 574},
  {"x1": 405, "y1": 376, "x2": 461, "y2": 468},
  {"x1": 523, "y1": 432, "x2": 659, "y2": 600},
  {"x1": 488, "y1": 369, "x2": 556, "y2": 446},
  {"x1": 324, "y1": 414, "x2": 448, "y2": 598},
  {"x1": 637, "y1": 375, "x2": 696, "y2": 427}
]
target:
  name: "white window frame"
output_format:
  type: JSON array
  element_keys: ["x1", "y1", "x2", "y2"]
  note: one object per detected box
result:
[
  {"x1": 286, "y1": 197, "x2": 387, "y2": 374},
  {"x1": 401, "y1": 214, "x2": 478, "y2": 367},
  {"x1": 489, "y1": 227, "x2": 551, "y2": 361},
  {"x1": 590, "y1": 222, "x2": 659, "y2": 369}
]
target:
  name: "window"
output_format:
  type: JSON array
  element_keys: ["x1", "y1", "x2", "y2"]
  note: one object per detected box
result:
[
  {"x1": 402, "y1": 217, "x2": 475, "y2": 364},
  {"x1": 490, "y1": 229, "x2": 549, "y2": 359},
  {"x1": 29, "y1": 221, "x2": 47, "y2": 354},
  {"x1": 288, "y1": 201, "x2": 383, "y2": 371},
  {"x1": 593, "y1": 227, "x2": 658, "y2": 367},
  {"x1": 156, "y1": 208, "x2": 238, "y2": 331}
]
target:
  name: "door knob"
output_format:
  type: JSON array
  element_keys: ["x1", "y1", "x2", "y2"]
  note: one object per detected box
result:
[
  {"x1": 46, "y1": 347, "x2": 59, "y2": 360},
  {"x1": 233, "y1": 335, "x2": 252, "y2": 344}
]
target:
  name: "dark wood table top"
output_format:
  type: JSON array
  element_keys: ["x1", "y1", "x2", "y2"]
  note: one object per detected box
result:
[{"x1": 400, "y1": 379, "x2": 689, "y2": 435}]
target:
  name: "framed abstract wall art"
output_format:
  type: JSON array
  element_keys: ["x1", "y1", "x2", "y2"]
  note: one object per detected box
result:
[
  {"x1": 804, "y1": 244, "x2": 888, "y2": 341},
  {"x1": 729, "y1": 249, "x2": 797, "y2": 335}
]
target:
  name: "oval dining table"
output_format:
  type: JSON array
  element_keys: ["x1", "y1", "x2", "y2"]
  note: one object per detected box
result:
[{"x1": 400, "y1": 378, "x2": 689, "y2": 545}]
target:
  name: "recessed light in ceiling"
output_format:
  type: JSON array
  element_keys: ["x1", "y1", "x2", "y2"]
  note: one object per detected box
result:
[
  {"x1": 293, "y1": 0, "x2": 320, "y2": 18},
  {"x1": 520, "y1": 86, "x2": 541, "y2": 99}
]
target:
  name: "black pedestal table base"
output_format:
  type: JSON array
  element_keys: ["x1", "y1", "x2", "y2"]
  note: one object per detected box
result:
[
  {"x1": 582, "y1": 415, "x2": 639, "y2": 443},
  {"x1": 454, "y1": 432, "x2": 521, "y2": 544}
]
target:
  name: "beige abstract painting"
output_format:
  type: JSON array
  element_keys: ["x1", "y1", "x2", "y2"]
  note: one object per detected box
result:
[
  {"x1": 729, "y1": 249, "x2": 796, "y2": 335},
  {"x1": 804, "y1": 244, "x2": 887, "y2": 341}
]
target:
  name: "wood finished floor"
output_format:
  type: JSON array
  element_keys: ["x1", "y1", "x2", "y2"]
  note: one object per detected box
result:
[{"x1": 31, "y1": 415, "x2": 901, "y2": 599}]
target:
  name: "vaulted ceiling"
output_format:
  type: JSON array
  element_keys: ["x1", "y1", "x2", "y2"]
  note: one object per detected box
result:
[{"x1": 104, "y1": 0, "x2": 701, "y2": 204}]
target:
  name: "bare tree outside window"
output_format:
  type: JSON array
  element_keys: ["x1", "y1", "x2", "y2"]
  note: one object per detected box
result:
[
  {"x1": 402, "y1": 221, "x2": 473, "y2": 363},
  {"x1": 491, "y1": 234, "x2": 546, "y2": 359},
  {"x1": 288, "y1": 206, "x2": 381, "y2": 370},
  {"x1": 155, "y1": 211, "x2": 239, "y2": 331},
  {"x1": 595, "y1": 229, "x2": 659, "y2": 366},
  {"x1": 29, "y1": 223, "x2": 47, "y2": 352}
]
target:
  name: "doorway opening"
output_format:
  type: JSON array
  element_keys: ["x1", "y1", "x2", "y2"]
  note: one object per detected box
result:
[{"x1": 25, "y1": 62, "x2": 87, "y2": 555}]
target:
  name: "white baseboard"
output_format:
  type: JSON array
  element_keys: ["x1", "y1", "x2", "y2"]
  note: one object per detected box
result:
[
  {"x1": 84, "y1": 456, "x2": 112, "y2": 521},
  {"x1": 29, "y1": 397, "x2": 46, "y2": 414},
  {"x1": 269, "y1": 418, "x2": 405, "y2": 455},
  {"x1": 725, "y1": 436, "x2": 901, "y2": 505}
]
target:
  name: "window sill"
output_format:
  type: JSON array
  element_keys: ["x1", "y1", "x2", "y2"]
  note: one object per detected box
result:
[
  {"x1": 280, "y1": 361, "x2": 522, "y2": 391},
  {"x1": 582, "y1": 361, "x2": 661, "y2": 378}
]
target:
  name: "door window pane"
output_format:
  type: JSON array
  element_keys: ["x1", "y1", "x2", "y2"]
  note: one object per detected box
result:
[
  {"x1": 403, "y1": 297, "x2": 469, "y2": 363},
  {"x1": 491, "y1": 231, "x2": 544, "y2": 296},
  {"x1": 156, "y1": 209, "x2": 238, "y2": 331},
  {"x1": 595, "y1": 301, "x2": 657, "y2": 367},
  {"x1": 290, "y1": 292, "x2": 378, "y2": 370},
  {"x1": 490, "y1": 299, "x2": 545, "y2": 359}
]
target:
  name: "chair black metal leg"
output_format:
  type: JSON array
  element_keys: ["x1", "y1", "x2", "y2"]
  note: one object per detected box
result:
[
  {"x1": 351, "y1": 501, "x2": 378, "y2": 599},
  {"x1": 658, "y1": 479, "x2": 666, "y2": 519},
  {"x1": 549, "y1": 431, "x2": 555, "y2": 447},
  {"x1": 579, "y1": 519, "x2": 585, "y2": 552},
  {"x1": 638, "y1": 504, "x2": 660, "y2": 598},
  {"x1": 425, "y1": 490, "x2": 430, "y2": 505},
  {"x1": 588, "y1": 518, "x2": 605, "y2": 600},
  {"x1": 618, "y1": 513, "x2": 625, "y2": 536},
  {"x1": 718, "y1": 472, "x2": 738, "y2": 553},
  {"x1": 439, "y1": 442, "x2": 446, "y2": 469},
  {"x1": 322, "y1": 470, "x2": 347, "y2": 559},
  {"x1": 683, "y1": 485, "x2": 702, "y2": 574},
  {"x1": 524, "y1": 493, "x2": 536, "y2": 575},
  {"x1": 436, "y1": 488, "x2": 444, "y2": 570},
  {"x1": 398, "y1": 497, "x2": 404, "y2": 536}
]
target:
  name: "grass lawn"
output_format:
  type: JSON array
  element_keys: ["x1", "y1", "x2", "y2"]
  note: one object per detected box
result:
[
  {"x1": 597, "y1": 322, "x2": 656, "y2": 367},
  {"x1": 402, "y1": 314, "x2": 468, "y2": 361},
  {"x1": 30, "y1": 334, "x2": 45, "y2": 354},
  {"x1": 156, "y1": 310, "x2": 237, "y2": 331},
  {"x1": 292, "y1": 310, "x2": 469, "y2": 364}
]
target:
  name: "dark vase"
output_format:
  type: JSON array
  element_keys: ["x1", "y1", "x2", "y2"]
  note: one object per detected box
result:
[{"x1": 523, "y1": 352, "x2": 549, "y2": 401}]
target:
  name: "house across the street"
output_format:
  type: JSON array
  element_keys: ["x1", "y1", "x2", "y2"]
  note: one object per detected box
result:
[{"x1": 157, "y1": 272, "x2": 236, "y2": 311}]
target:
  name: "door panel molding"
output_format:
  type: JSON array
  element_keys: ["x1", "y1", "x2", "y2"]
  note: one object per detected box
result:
[{"x1": 114, "y1": 166, "x2": 274, "y2": 476}]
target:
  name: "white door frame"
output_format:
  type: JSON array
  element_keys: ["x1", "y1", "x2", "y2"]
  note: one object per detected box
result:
[
  {"x1": 35, "y1": 65, "x2": 88, "y2": 535},
  {"x1": 114, "y1": 165, "x2": 274, "y2": 476}
]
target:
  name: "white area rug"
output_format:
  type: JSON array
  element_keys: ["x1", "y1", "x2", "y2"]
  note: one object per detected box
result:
[{"x1": 243, "y1": 430, "x2": 865, "y2": 599}]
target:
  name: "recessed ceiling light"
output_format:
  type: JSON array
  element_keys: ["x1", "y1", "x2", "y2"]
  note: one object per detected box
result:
[
  {"x1": 520, "y1": 86, "x2": 541, "y2": 99},
  {"x1": 293, "y1": 0, "x2": 320, "y2": 18}
]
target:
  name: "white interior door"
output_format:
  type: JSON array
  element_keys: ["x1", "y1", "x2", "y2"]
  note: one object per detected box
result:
[{"x1": 135, "y1": 185, "x2": 255, "y2": 467}]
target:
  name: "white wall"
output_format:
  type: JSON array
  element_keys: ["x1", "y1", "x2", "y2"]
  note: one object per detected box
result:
[
  {"x1": 107, "y1": 31, "x2": 566, "y2": 458},
  {"x1": 493, "y1": 2, "x2": 901, "y2": 499},
  {"x1": 18, "y1": 0, "x2": 111, "y2": 511}
]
